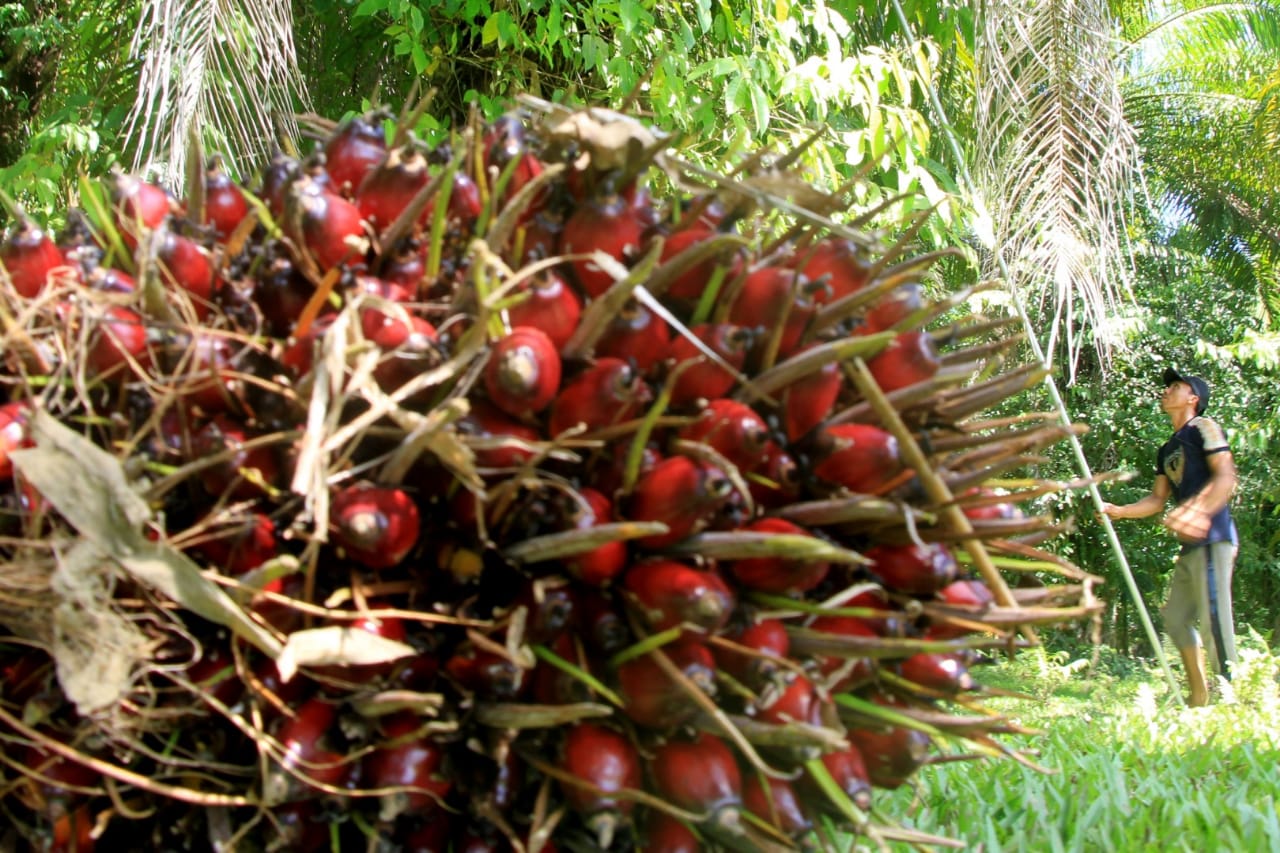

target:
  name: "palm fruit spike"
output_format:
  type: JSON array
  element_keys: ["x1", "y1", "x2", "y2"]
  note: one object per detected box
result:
[{"x1": 0, "y1": 98, "x2": 1101, "y2": 853}]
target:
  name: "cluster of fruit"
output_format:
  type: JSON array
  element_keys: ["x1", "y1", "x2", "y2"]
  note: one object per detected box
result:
[{"x1": 0, "y1": 100, "x2": 1098, "y2": 851}]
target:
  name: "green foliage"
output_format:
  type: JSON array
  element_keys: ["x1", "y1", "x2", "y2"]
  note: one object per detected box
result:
[{"x1": 878, "y1": 640, "x2": 1280, "y2": 851}]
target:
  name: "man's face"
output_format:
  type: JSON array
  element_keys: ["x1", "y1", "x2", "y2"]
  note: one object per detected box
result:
[{"x1": 1161, "y1": 380, "x2": 1198, "y2": 413}]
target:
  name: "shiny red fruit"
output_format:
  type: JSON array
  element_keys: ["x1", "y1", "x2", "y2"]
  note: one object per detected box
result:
[
  {"x1": 506, "y1": 270, "x2": 581, "y2": 351},
  {"x1": 867, "y1": 330, "x2": 941, "y2": 392},
  {"x1": 899, "y1": 652, "x2": 974, "y2": 694},
  {"x1": 809, "y1": 613, "x2": 879, "y2": 691},
  {"x1": 0, "y1": 399, "x2": 32, "y2": 480},
  {"x1": 444, "y1": 644, "x2": 529, "y2": 700},
  {"x1": 676, "y1": 398, "x2": 769, "y2": 471},
  {"x1": 85, "y1": 266, "x2": 135, "y2": 294},
  {"x1": 595, "y1": 299, "x2": 671, "y2": 373},
  {"x1": 1, "y1": 220, "x2": 65, "y2": 297},
  {"x1": 750, "y1": 440, "x2": 801, "y2": 508},
  {"x1": 274, "y1": 698, "x2": 352, "y2": 796},
  {"x1": 729, "y1": 265, "x2": 817, "y2": 357},
  {"x1": 485, "y1": 326, "x2": 562, "y2": 417},
  {"x1": 559, "y1": 723, "x2": 641, "y2": 839},
  {"x1": 641, "y1": 811, "x2": 700, "y2": 853},
  {"x1": 197, "y1": 510, "x2": 277, "y2": 575},
  {"x1": 780, "y1": 348, "x2": 843, "y2": 442},
  {"x1": 938, "y1": 578, "x2": 995, "y2": 608},
  {"x1": 111, "y1": 173, "x2": 174, "y2": 249},
  {"x1": 627, "y1": 456, "x2": 734, "y2": 548},
  {"x1": 811, "y1": 745, "x2": 872, "y2": 811},
  {"x1": 667, "y1": 323, "x2": 752, "y2": 406},
  {"x1": 564, "y1": 487, "x2": 628, "y2": 586},
  {"x1": 460, "y1": 401, "x2": 541, "y2": 469},
  {"x1": 658, "y1": 225, "x2": 735, "y2": 301},
  {"x1": 863, "y1": 282, "x2": 923, "y2": 332},
  {"x1": 202, "y1": 159, "x2": 250, "y2": 240},
  {"x1": 793, "y1": 237, "x2": 871, "y2": 303},
  {"x1": 259, "y1": 152, "x2": 304, "y2": 219},
  {"x1": 323, "y1": 111, "x2": 388, "y2": 195},
  {"x1": 155, "y1": 231, "x2": 216, "y2": 317},
  {"x1": 744, "y1": 774, "x2": 812, "y2": 838},
  {"x1": 191, "y1": 415, "x2": 280, "y2": 500},
  {"x1": 548, "y1": 358, "x2": 651, "y2": 436},
  {"x1": 289, "y1": 180, "x2": 369, "y2": 270},
  {"x1": 560, "y1": 191, "x2": 644, "y2": 297},
  {"x1": 331, "y1": 483, "x2": 420, "y2": 569},
  {"x1": 617, "y1": 637, "x2": 716, "y2": 730},
  {"x1": 845, "y1": 705, "x2": 931, "y2": 789},
  {"x1": 363, "y1": 713, "x2": 451, "y2": 814},
  {"x1": 713, "y1": 618, "x2": 790, "y2": 688},
  {"x1": 757, "y1": 673, "x2": 819, "y2": 726},
  {"x1": 727, "y1": 517, "x2": 830, "y2": 594},
  {"x1": 424, "y1": 171, "x2": 483, "y2": 230},
  {"x1": 355, "y1": 145, "x2": 430, "y2": 227},
  {"x1": 811, "y1": 423, "x2": 904, "y2": 494},
  {"x1": 623, "y1": 559, "x2": 735, "y2": 634},
  {"x1": 863, "y1": 542, "x2": 958, "y2": 595},
  {"x1": 651, "y1": 733, "x2": 742, "y2": 814},
  {"x1": 87, "y1": 305, "x2": 151, "y2": 378}
]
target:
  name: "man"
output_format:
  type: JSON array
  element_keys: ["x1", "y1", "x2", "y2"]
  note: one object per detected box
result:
[{"x1": 1100, "y1": 367, "x2": 1238, "y2": 706}]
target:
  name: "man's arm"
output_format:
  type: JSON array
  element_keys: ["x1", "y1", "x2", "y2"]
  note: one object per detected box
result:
[
  {"x1": 1162, "y1": 450, "x2": 1237, "y2": 540},
  {"x1": 1100, "y1": 475, "x2": 1171, "y2": 519}
]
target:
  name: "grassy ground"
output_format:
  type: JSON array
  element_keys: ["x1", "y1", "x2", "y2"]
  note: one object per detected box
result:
[{"x1": 867, "y1": 632, "x2": 1280, "y2": 852}]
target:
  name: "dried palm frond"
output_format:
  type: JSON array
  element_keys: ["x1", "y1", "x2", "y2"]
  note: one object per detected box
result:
[{"x1": 123, "y1": 0, "x2": 312, "y2": 187}]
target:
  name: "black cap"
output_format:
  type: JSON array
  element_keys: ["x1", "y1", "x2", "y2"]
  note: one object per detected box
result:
[{"x1": 1163, "y1": 367, "x2": 1210, "y2": 415}]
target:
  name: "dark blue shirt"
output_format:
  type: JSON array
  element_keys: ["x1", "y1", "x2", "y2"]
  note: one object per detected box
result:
[{"x1": 1156, "y1": 416, "x2": 1236, "y2": 548}]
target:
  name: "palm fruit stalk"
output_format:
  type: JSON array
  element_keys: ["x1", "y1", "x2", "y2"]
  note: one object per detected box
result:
[{"x1": 0, "y1": 97, "x2": 1103, "y2": 851}]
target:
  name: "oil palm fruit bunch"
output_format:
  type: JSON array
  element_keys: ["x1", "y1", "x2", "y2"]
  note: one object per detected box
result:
[{"x1": 0, "y1": 97, "x2": 1101, "y2": 852}]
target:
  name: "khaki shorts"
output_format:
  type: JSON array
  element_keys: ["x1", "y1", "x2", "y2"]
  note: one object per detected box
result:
[{"x1": 1161, "y1": 540, "x2": 1237, "y2": 677}]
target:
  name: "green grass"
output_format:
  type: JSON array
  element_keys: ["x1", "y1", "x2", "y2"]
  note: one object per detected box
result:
[{"x1": 868, "y1": 634, "x2": 1280, "y2": 852}]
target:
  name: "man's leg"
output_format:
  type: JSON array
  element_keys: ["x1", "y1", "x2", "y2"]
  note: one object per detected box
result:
[{"x1": 1179, "y1": 645, "x2": 1209, "y2": 706}]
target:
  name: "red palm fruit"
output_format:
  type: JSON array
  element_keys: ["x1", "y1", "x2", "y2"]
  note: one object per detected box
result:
[
  {"x1": 272, "y1": 698, "x2": 352, "y2": 797},
  {"x1": 961, "y1": 487, "x2": 1023, "y2": 521},
  {"x1": 85, "y1": 266, "x2": 136, "y2": 294},
  {"x1": 863, "y1": 542, "x2": 958, "y2": 595},
  {"x1": 357, "y1": 271, "x2": 416, "y2": 304},
  {"x1": 616, "y1": 637, "x2": 716, "y2": 729},
  {"x1": 399, "y1": 813, "x2": 453, "y2": 852},
  {"x1": 623, "y1": 559, "x2": 735, "y2": 634},
  {"x1": 750, "y1": 440, "x2": 801, "y2": 508},
  {"x1": 533, "y1": 633, "x2": 593, "y2": 705},
  {"x1": 310, "y1": 609, "x2": 408, "y2": 685},
  {"x1": 444, "y1": 644, "x2": 529, "y2": 700},
  {"x1": 792, "y1": 236, "x2": 871, "y2": 303},
  {"x1": 841, "y1": 586, "x2": 904, "y2": 634},
  {"x1": 281, "y1": 314, "x2": 333, "y2": 378},
  {"x1": 780, "y1": 349, "x2": 843, "y2": 442},
  {"x1": 164, "y1": 333, "x2": 248, "y2": 414},
  {"x1": 898, "y1": 652, "x2": 974, "y2": 694},
  {"x1": 744, "y1": 774, "x2": 813, "y2": 838},
  {"x1": 667, "y1": 323, "x2": 752, "y2": 406},
  {"x1": 0, "y1": 399, "x2": 32, "y2": 480},
  {"x1": 811, "y1": 423, "x2": 904, "y2": 494},
  {"x1": 757, "y1": 673, "x2": 819, "y2": 725},
  {"x1": 507, "y1": 270, "x2": 581, "y2": 351},
  {"x1": 1, "y1": 220, "x2": 65, "y2": 297},
  {"x1": 49, "y1": 802, "x2": 97, "y2": 853},
  {"x1": 485, "y1": 326, "x2": 562, "y2": 417},
  {"x1": 867, "y1": 330, "x2": 940, "y2": 392},
  {"x1": 560, "y1": 190, "x2": 645, "y2": 297},
  {"x1": 363, "y1": 713, "x2": 451, "y2": 816},
  {"x1": 186, "y1": 640, "x2": 244, "y2": 707},
  {"x1": 548, "y1": 357, "x2": 651, "y2": 436},
  {"x1": 24, "y1": 742, "x2": 101, "y2": 804},
  {"x1": 191, "y1": 415, "x2": 280, "y2": 499},
  {"x1": 460, "y1": 401, "x2": 541, "y2": 469},
  {"x1": 559, "y1": 723, "x2": 641, "y2": 847},
  {"x1": 651, "y1": 734, "x2": 742, "y2": 815},
  {"x1": 330, "y1": 483, "x2": 420, "y2": 569},
  {"x1": 290, "y1": 183, "x2": 369, "y2": 270},
  {"x1": 111, "y1": 173, "x2": 175, "y2": 249},
  {"x1": 87, "y1": 305, "x2": 151, "y2": 377},
  {"x1": 564, "y1": 487, "x2": 628, "y2": 586},
  {"x1": 809, "y1": 745, "x2": 872, "y2": 811},
  {"x1": 434, "y1": 170, "x2": 483, "y2": 228},
  {"x1": 360, "y1": 304, "x2": 438, "y2": 349},
  {"x1": 513, "y1": 580, "x2": 576, "y2": 645},
  {"x1": 846, "y1": 715, "x2": 931, "y2": 789},
  {"x1": 727, "y1": 517, "x2": 830, "y2": 594},
  {"x1": 729, "y1": 265, "x2": 819, "y2": 357},
  {"x1": 809, "y1": 613, "x2": 878, "y2": 691},
  {"x1": 380, "y1": 241, "x2": 427, "y2": 291},
  {"x1": 626, "y1": 456, "x2": 734, "y2": 549},
  {"x1": 155, "y1": 231, "x2": 216, "y2": 317},
  {"x1": 714, "y1": 618, "x2": 790, "y2": 687},
  {"x1": 642, "y1": 811, "x2": 701, "y2": 853},
  {"x1": 323, "y1": 111, "x2": 388, "y2": 195},
  {"x1": 863, "y1": 282, "x2": 923, "y2": 332},
  {"x1": 658, "y1": 226, "x2": 726, "y2": 301},
  {"x1": 259, "y1": 152, "x2": 304, "y2": 219},
  {"x1": 255, "y1": 256, "x2": 317, "y2": 337},
  {"x1": 355, "y1": 145, "x2": 430, "y2": 227},
  {"x1": 202, "y1": 159, "x2": 249, "y2": 240},
  {"x1": 938, "y1": 577, "x2": 995, "y2": 608},
  {"x1": 676, "y1": 398, "x2": 769, "y2": 471},
  {"x1": 595, "y1": 299, "x2": 671, "y2": 373},
  {"x1": 514, "y1": 207, "x2": 564, "y2": 265},
  {"x1": 197, "y1": 510, "x2": 277, "y2": 575}
]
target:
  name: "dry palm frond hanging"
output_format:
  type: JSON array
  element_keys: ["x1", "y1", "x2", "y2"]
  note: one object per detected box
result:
[
  {"x1": 123, "y1": 0, "x2": 311, "y2": 186},
  {"x1": 969, "y1": 0, "x2": 1141, "y2": 379}
]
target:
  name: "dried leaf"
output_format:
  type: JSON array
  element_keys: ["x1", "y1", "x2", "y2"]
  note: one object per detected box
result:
[{"x1": 275, "y1": 625, "x2": 416, "y2": 683}]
